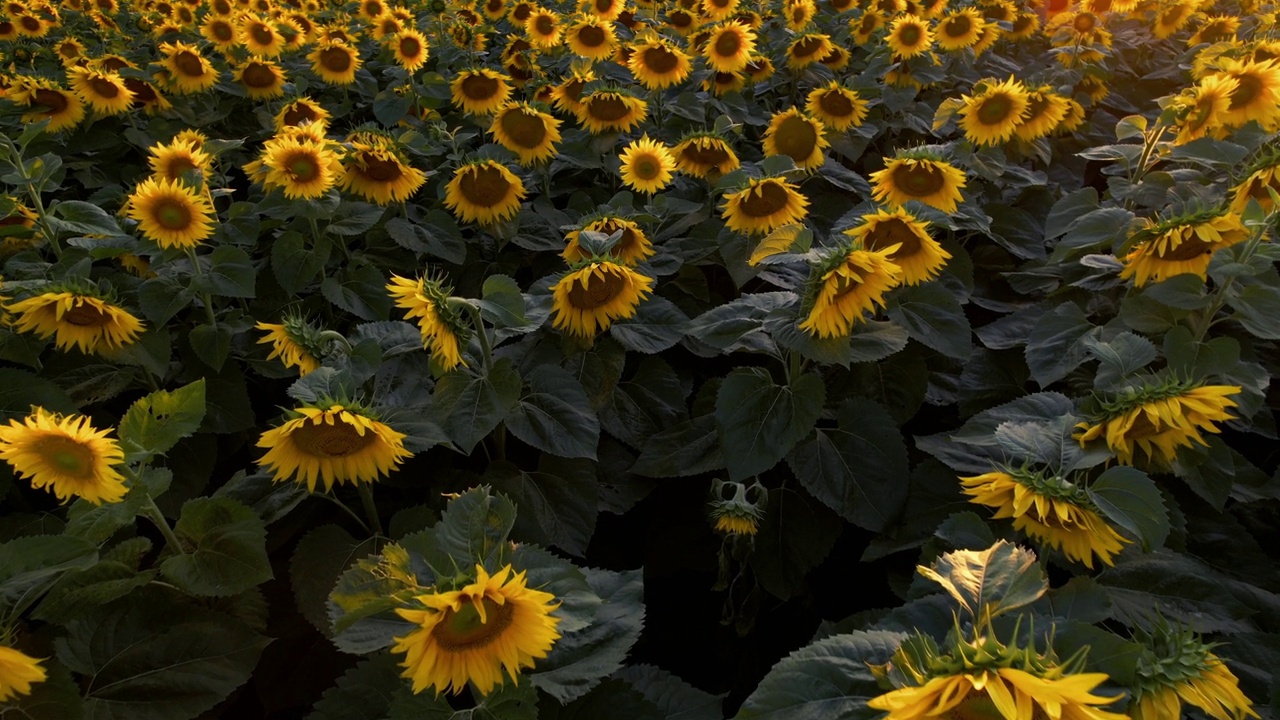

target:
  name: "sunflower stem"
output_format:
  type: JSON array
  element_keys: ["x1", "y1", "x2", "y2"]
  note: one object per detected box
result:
[
  {"x1": 461, "y1": 302, "x2": 494, "y2": 371},
  {"x1": 141, "y1": 495, "x2": 186, "y2": 555},
  {"x1": 356, "y1": 482, "x2": 384, "y2": 537},
  {"x1": 0, "y1": 135, "x2": 64, "y2": 261},
  {"x1": 318, "y1": 491, "x2": 370, "y2": 534},
  {"x1": 184, "y1": 247, "x2": 219, "y2": 329}
]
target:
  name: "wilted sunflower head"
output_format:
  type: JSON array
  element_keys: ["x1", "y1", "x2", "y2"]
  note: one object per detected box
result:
[{"x1": 708, "y1": 479, "x2": 765, "y2": 535}]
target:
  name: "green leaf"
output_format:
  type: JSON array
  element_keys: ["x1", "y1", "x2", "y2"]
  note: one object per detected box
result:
[
  {"x1": 631, "y1": 414, "x2": 725, "y2": 478},
  {"x1": 716, "y1": 369, "x2": 825, "y2": 481},
  {"x1": 1045, "y1": 188, "x2": 1099, "y2": 239},
  {"x1": 137, "y1": 276, "x2": 195, "y2": 325},
  {"x1": 0, "y1": 367, "x2": 78, "y2": 420},
  {"x1": 752, "y1": 487, "x2": 842, "y2": 601},
  {"x1": 992, "y1": 414, "x2": 1103, "y2": 473},
  {"x1": 1031, "y1": 576, "x2": 1112, "y2": 624},
  {"x1": 788, "y1": 397, "x2": 909, "y2": 532},
  {"x1": 194, "y1": 245, "x2": 257, "y2": 298},
  {"x1": 64, "y1": 468, "x2": 172, "y2": 543},
  {"x1": 687, "y1": 292, "x2": 795, "y2": 353},
  {"x1": 433, "y1": 357, "x2": 522, "y2": 455},
  {"x1": 372, "y1": 89, "x2": 411, "y2": 126},
  {"x1": 917, "y1": 540, "x2": 1048, "y2": 620},
  {"x1": 1228, "y1": 279, "x2": 1280, "y2": 339},
  {"x1": 614, "y1": 665, "x2": 725, "y2": 720},
  {"x1": 1138, "y1": 273, "x2": 1208, "y2": 310},
  {"x1": 385, "y1": 213, "x2": 467, "y2": 264},
  {"x1": 404, "y1": 487, "x2": 518, "y2": 576},
  {"x1": 1085, "y1": 332, "x2": 1158, "y2": 388},
  {"x1": 734, "y1": 631, "x2": 905, "y2": 720},
  {"x1": 0, "y1": 535, "x2": 97, "y2": 607},
  {"x1": 327, "y1": 546, "x2": 422, "y2": 653},
  {"x1": 310, "y1": 653, "x2": 409, "y2": 720},
  {"x1": 1024, "y1": 302, "x2": 1099, "y2": 387},
  {"x1": 934, "y1": 511, "x2": 997, "y2": 550},
  {"x1": 1051, "y1": 622, "x2": 1144, "y2": 687},
  {"x1": 56, "y1": 588, "x2": 269, "y2": 720},
  {"x1": 611, "y1": 296, "x2": 690, "y2": 353},
  {"x1": 765, "y1": 310, "x2": 856, "y2": 366},
  {"x1": 1088, "y1": 466, "x2": 1169, "y2": 551},
  {"x1": 1051, "y1": 207, "x2": 1134, "y2": 258},
  {"x1": 33, "y1": 560, "x2": 155, "y2": 625},
  {"x1": 188, "y1": 322, "x2": 232, "y2": 370},
  {"x1": 321, "y1": 263, "x2": 393, "y2": 321},
  {"x1": 326, "y1": 204, "x2": 385, "y2": 236},
  {"x1": 3, "y1": 659, "x2": 85, "y2": 720},
  {"x1": 272, "y1": 230, "x2": 329, "y2": 295},
  {"x1": 885, "y1": 283, "x2": 972, "y2": 360},
  {"x1": 1097, "y1": 552, "x2": 1254, "y2": 633},
  {"x1": 48, "y1": 199, "x2": 125, "y2": 237},
  {"x1": 291, "y1": 524, "x2": 382, "y2": 634},
  {"x1": 506, "y1": 365, "x2": 601, "y2": 459},
  {"x1": 213, "y1": 471, "x2": 308, "y2": 525},
  {"x1": 160, "y1": 497, "x2": 273, "y2": 597},
  {"x1": 484, "y1": 457, "x2": 598, "y2": 556},
  {"x1": 600, "y1": 356, "x2": 687, "y2": 448},
  {"x1": 117, "y1": 379, "x2": 207, "y2": 465},
  {"x1": 916, "y1": 392, "x2": 1075, "y2": 473}
]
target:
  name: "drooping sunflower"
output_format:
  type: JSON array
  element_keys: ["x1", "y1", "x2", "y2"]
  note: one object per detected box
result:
[
  {"x1": 704, "y1": 21, "x2": 755, "y2": 73},
  {"x1": 386, "y1": 273, "x2": 469, "y2": 370},
  {"x1": 1014, "y1": 86, "x2": 1071, "y2": 141},
  {"x1": 869, "y1": 664, "x2": 1127, "y2": 720},
  {"x1": 309, "y1": 41, "x2": 361, "y2": 85},
  {"x1": 805, "y1": 82, "x2": 869, "y2": 131},
  {"x1": 0, "y1": 407, "x2": 128, "y2": 505},
  {"x1": 574, "y1": 89, "x2": 647, "y2": 134},
  {"x1": 1007, "y1": 11, "x2": 1040, "y2": 40},
  {"x1": 8, "y1": 79, "x2": 85, "y2": 132},
  {"x1": 339, "y1": 138, "x2": 427, "y2": 205},
  {"x1": 1187, "y1": 14, "x2": 1240, "y2": 47},
  {"x1": 786, "y1": 33, "x2": 834, "y2": 69},
  {"x1": 5, "y1": 291, "x2": 144, "y2": 356},
  {"x1": 957, "y1": 76, "x2": 1030, "y2": 146},
  {"x1": 762, "y1": 108, "x2": 829, "y2": 172},
  {"x1": 886, "y1": 13, "x2": 933, "y2": 58},
  {"x1": 1229, "y1": 158, "x2": 1280, "y2": 215},
  {"x1": 722, "y1": 177, "x2": 809, "y2": 235},
  {"x1": 0, "y1": 645, "x2": 46, "y2": 702},
  {"x1": 392, "y1": 564, "x2": 562, "y2": 696},
  {"x1": 1215, "y1": 59, "x2": 1280, "y2": 131},
  {"x1": 869, "y1": 154, "x2": 967, "y2": 213},
  {"x1": 256, "y1": 318, "x2": 322, "y2": 375},
  {"x1": 1075, "y1": 383, "x2": 1241, "y2": 467},
  {"x1": 565, "y1": 16, "x2": 615, "y2": 59},
  {"x1": 489, "y1": 102, "x2": 562, "y2": 166},
  {"x1": 935, "y1": 7, "x2": 984, "y2": 49},
  {"x1": 450, "y1": 68, "x2": 512, "y2": 115},
  {"x1": 959, "y1": 469, "x2": 1130, "y2": 569},
  {"x1": 160, "y1": 41, "x2": 219, "y2": 93},
  {"x1": 818, "y1": 45, "x2": 851, "y2": 71},
  {"x1": 260, "y1": 134, "x2": 344, "y2": 199},
  {"x1": 844, "y1": 207, "x2": 949, "y2": 285},
  {"x1": 551, "y1": 261, "x2": 655, "y2": 338},
  {"x1": 628, "y1": 37, "x2": 693, "y2": 89},
  {"x1": 235, "y1": 59, "x2": 288, "y2": 99},
  {"x1": 275, "y1": 96, "x2": 331, "y2": 131},
  {"x1": 673, "y1": 132, "x2": 740, "y2": 179},
  {"x1": 564, "y1": 217, "x2": 655, "y2": 266},
  {"x1": 258, "y1": 403, "x2": 411, "y2": 491},
  {"x1": 1131, "y1": 626, "x2": 1259, "y2": 720},
  {"x1": 1118, "y1": 210, "x2": 1249, "y2": 287},
  {"x1": 583, "y1": 0, "x2": 624, "y2": 20},
  {"x1": 1170, "y1": 74, "x2": 1236, "y2": 145},
  {"x1": 443, "y1": 160, "x2": 526, "y2": 225},
  {"x1": 798, "y1": 244, "x2": 902, "y2": 338},
  {"x1": 619, "y1": 135, "x2": 676, "y2": 194},
  {"x1": 125, "y1": 177, "x2": 216, "y2": 249},
  {"x1": 66, "y1": 66, "x2": 133, "y2": 115}
]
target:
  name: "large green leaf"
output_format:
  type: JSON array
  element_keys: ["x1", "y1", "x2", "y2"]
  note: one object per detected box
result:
[
  {"x1": 506, "y1": 365, "x2": 601, "y2": 460},
  {"x1": 917, "y1": 541, "x2": 1048, "y2": 620},
  {"x1": 0, "y1": 535, "x2": 97, "y2": 607},
  {"x1": 3, "y1": 659, "x2": 85, "y2": 720},
  {"x1": 614, "y1": 664, "x2": 725, "y2": 720},
  {"x1": 484, "y1": 457, "x2": 598, "y2": 556},
  {"x1": 600, "y1": 356, "x2": 688, "y2": 448},
  {"x1": 715, "y1": 369, "x2": 825, "y2": 481},
  {"x1": 539, "y1": 679, "x2": 663, "y2": 720},
  {"x1": 193, "y1": 245, "x2": 257, "y2": 298},
  {"x1": 291, "y1": 524, "x2": 383, "y2": 634},
  {"x1": 434, "y1": 357, "x2": 523, "y2": 455},
  {"x1": 1087, "y1": 466, "x2": 1169, "y2": 551},
  {"x1": 631, "y1": 414, "x2": 725, "y2": 478},
  {"x1": 611, "y1": 296, "x2": 690, "y2": 353},
  {"x1": 1097, "y1": 552, "x2": 1255, "y2": 634},
  {"x1": 160, "y1": 497, "x2": 273, "y2": 597},
  {"x1": 752, "y1": 487, "x2": 842, "y2": 601},
  {"x1": 0, "y1": 367, "x2": 78, "y2": 420},
  {"x1": 885, "y1": 283, "x2": 972, "y2": 360},
  {"x1": 309, "y1": 653, "x2": 410, "y2": 720},
  {"x1": 117, "y1": 380, "x2": 207, "y2": 466},
  {"x1": 1024, "y1": 302, "x2": 1099, "y2": 387}
]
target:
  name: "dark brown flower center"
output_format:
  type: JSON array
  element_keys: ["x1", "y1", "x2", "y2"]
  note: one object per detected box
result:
[
  {"x1": 892, "y1": 162, "x2": 946, "y2": 197},
  {"x1": 896, "y1": 23, "x2": 922, "y2": 46},
  {"x1": 242, "y1": 62, "x2": 278, "y2": 88},
  {"x1": 500, "y1": 108, "x2": 548, "y2": 148},
  {"x1": 1228, "y1": 72, "x2": 1262, "y2": 111},
  {"x1": 286, "y1": 151, "x2": 321, "y2": 182},
  {"x1": 399, "y1": 35, "x2": 422, "y2": 56},
  {"x1": 250, "y1": 23, "x2": 275, "y2": 45},
  {"x1": 291, "y1": 417, "x2": 377, "y2": 457},
  {"x1": 977, "y1": 93, "x2": 1016, "y2": 125},
  {"x1": 125, "y1": 78, "x2": 158, "y2": 104},
  {"x1": 534, "y1": 13, "x2": 555, "y2": 34},
  {"x1": 283, "y1": 103, "x2": 320, "y2": 125},
  {"x1": 154, "y1": 199, "x2": 193, "y2": 229},
  {"x1": 819, "y1": 90, "x2": 855, "y2": 117},
  {"x1": 713, "y1": 28, "x2": 742, "y2": 56},
  {"x1": 792, "y1": 36, "x2": 825, "y2": 58},
  {"x1": 771, "y1": 115, "x2": 818, "y2": 161},
  {"x1": 642, "y1": 45, "x2": 680, "y2": 73},
  {"x1": 1159, "y1": 233, "x2": 1214, "y2": 262},
  {"x1": 461, "y1": 73, "x2": 500, "y2": 99},
  {"x1": 586, "y1": 95, "x2": 630, "y2": 121},
  {"x1": 567, "y1": 269, "x2": 625, "y2": 308},
  {"x1": 430, "y1": 597, "x2": 515, "y2": 650},
  {"x1": 320, "y1": 47, "x2": 353, "y2": 73},
  {"x1": 739, "y1": 181, "x2": 791, "y2": 217},
  {"x1": 511, "y1": 1, "x2": 532, "y2": 21},
  {"x1": 211, "y1": 20, "x2": 234, "y2": 41},
  {"x1": 459, "y1": 166, "x2": 512, "y2": 206},
  {"x1": 174, "y1": 50, "x2": 206, "y2": 77},
  {"x1": 1072, "y1": 13, "x2": 1096, "y2": 32},
  {"x1": 864, "y1": 217, "x2": 923, "y2": 256},
  {"x1": 681, "y1": 139, "x2": 730, "y2": 167},
  {"x1": 63, "y1": 303, "x2": 111, "y2": 327},
  {"x1": 33, "y1": 89, "x2": 69, "y2": 113},
  {"x1": 944, "y1": 15, "x2": 971, "y2": 37},
  {"x1": 89, "y1": 76, "x2": 121, "y2": 99},
  {"x1": 360, "y1": 155, "x2": 404, "y2": 182}
]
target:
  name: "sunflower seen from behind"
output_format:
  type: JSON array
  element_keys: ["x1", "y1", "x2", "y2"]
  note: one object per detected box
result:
[
  {"x1": 443, "y1": 159, "x2": 526, "y2": 225},
  {"x1": 5, "y1": 290, "x2": 144, "y2": 356},
  {"x1": 386, "y1": 273, "x2": 469, "y2": 371},
  {"x1": 0, "y1": 407, "x2": 128, "y2": 505},
  {"x1": 257, "y1": 402, "x2": 412, "y2": 492},
  {"x1": 844, "y1": 207, "x2": 949, "y2": 285},
  {"x1": 551, "y1": 260, "x2": 655, "y2": 338},
  {"x1": 1075, "y1": 381, "x2": 1241, "y2": 467},
  {"x1": 798, "y1": 242, "x2": 901, "y2": 338},
  {"x1": 256, "y1": 315, "x2": 324, "y2": 375},
  {"x1": 1130, "y1": 623, "x2": 1259, "y2": 720},
  {"x1": 869, "y1": 152, "x2": 967, "y2": 213},
  {"x1": 125, "y1": 177, "x2": 216, "y2": 249}
]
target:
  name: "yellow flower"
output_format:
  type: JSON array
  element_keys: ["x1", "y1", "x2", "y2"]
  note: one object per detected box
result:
[
  {"x1": 1170, "y1": 74, "x2": 1236, "y2": 145},
  {"x1": 490, "y1": 102, "x2": 562, "y2": 166},
  {"x1": 785, "y1": 33, "x2": 833, "y2": 69},
  {"x1": 200, "y1": 15, "x2": 238, "y2": 48},
  {"x1": 550, "y1": 68, "x2": 594, "y2": 115},
  {"x1": 1014, "y1": 86, "x2": 1072, "y2": 141},
  {"x1": 148, "y1": 139, "x2": 211, "y2": 183},
  {"x1": 257, "y1": 403, "x2": 412, "y2": 491},
  {"x1": 5, "y1": 291, "x2": 144, "y2": 355},
  {"x1": 386, "y1": 274, "x2": 467, "y2": 371},
  {"x1": 392, "y1": 564, "x2": 562, "y2": 696},
  {"x1": 66, "y1": 66, "x2": 133, "y2": 115},
  {"x1": 672, "y1": 133, "x2": 740, "y2": 179},
  {"x1": 936, "y1": 7, "x2": 985, "y2": 49},
  {"x1": 1187, "y1": 14, "x2": 1239, "y2": 47},
  {"x1": 713, "y1": 515, "x2": 758, "y2": 535},
  {"x1": 1119, "y1": 211, "x2": 1249, "y2": 287},
  {"x1": 1075, "y1": 384, "x2": 1241, "y2": 466},
  {"x1": 260, "y1": 134, "x2": 344, "y2": 200},
  {"x1": 339, "y1": 140, "x2": 426, "y2": 205},
  {"x1": 391, "y1": 30, "x2": 430, "y2": 71},
  {"x1": 125, "y1": 177, "x2": 216, "y2": 249},
  {"x1": 525, "y1": 8, "x2": 562, "y2": 49},
  {"x1": 958, "y1": 77, "x2": 1030, "y2": 146},
  {"x1": 564, "y1": 217, "x2": 655, "y2": 265},
  {"x1": 628, "y1": 38, "x2": 693, "y2": 90},
  {"x1": 1215, "y1": 59, "x2": 1280, "y2": 131},
  {"x1": 784, "y1": 0, "x2": 816, "y2": 30},
  {"x1": 619, "y1": 135, "x2": 676, "y2": 194},
  {"x1": 450, "y1": 68, "x2": 513, "y2": 115},
  {"x1": 960, "y1": 470, "x2": 1130, "y2": 568},
  {"x1": 886, "y1": 14, "x2": 933, "y2": 58},
  {"x1": 701, "y1": 0, "x2": 738, "y2": 22},
  {"x1": 869, "y1": 155, "x2": 967, "y2": 213},
  {"x1": 1132, "y1": 653, "x2": 1258, "y2": 720},
  {"x1": 566, "y1": 16, "x2": 615, "y2": 59},
  {"x1": 551, "y1": 261, "x2": 655, "y2": 338},
  {"x1": 805, "y1": 82, "x2": 869, "y2": 131},
  {"x1": 762, "y1": 108, "x2": 828, "y2": 172},
  {"x1": 1152, "y1": 0, "x2": 1194, "y2": 38},
  {"x1": 309, "y1": 41, "x2": 361, "y2": 85},
  {"x1": 0, "y1": 407, "x2": 128, "y2": 505},
  {"x1": 160, "y1": 41, "x2": 219, "y2": 94},
  {"x1": 722, "y1": 177, "x2": 809, "y2": 235},
  {"x1": 575, "y1": 90, "x2": 647, "y2": 134},
  {"x1": 0, "y1": 645, "x2": 46, "y2": 702},
  {"x1": 799, "y1": 245, "x2": 901, "y2": 337},
  {"x1": 851, "y1": 10, "x2": 884, "y2": 44},
  {"x1": 256, "y1": 320, "x2": 321, "y2": 375},
  {"x1": 704, "y1": 21, "x2": 755, "y2": 73},
  {"x1": 239, "y1": 15, "x2": 287, "y2": 56},
  {"x1": 8, "y1": 78, "x2": 85, "y2": 132},
  {"x1": 443, "y1": 160, "x2": 526, "y2": 225},
  {"x1": 275, "y1": 97, "x2": 331, "y2": 131},
  {"x1": 1230, "y1": 161, "x2": 1280, "y2": 215},
  {"x1": 869, "y1": 668, "x2": 1127, "y2": 720},
  {"x1": 235, "y1": 59, "x2": 288, "y2": 99},
  {"x1": 844, "y1": 207, "x2": 949, "y2": 285}
]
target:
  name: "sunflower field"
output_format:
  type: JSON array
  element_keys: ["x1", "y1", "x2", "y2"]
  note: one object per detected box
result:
[{"x1": 1, "y1": 0, "x2": 1280, "y2": 714}]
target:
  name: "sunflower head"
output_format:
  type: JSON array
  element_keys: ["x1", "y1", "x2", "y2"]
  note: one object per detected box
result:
[
  {"x1": 256, "y1": 313, "x2": 329, "y2": 375},
  {"x1": 386, "y1": 272, "x2": 471, "y2": 371},
  {"x1": 4, "y1": 286, "x2": 145, "y2": 356},
  {"x1": 708, "y1": 479, "x2": 765, "y2": 536},
  {"x1": 0, "y1": 645, "x2": 46, "y2": 702},
  {"x1": 798, "y1": 238, "x2": 902, "y2": 337},
  {"x1": 1130, "y1": 620, "x2": 1259, "y2": 720},
  {"x1": 805, "y1": 82, "x2": 869, "y2": 131},
  {"x1": 550, "y1": 260, "x2": 655, "y2": 338},
  {"x1": 958, "y1": 76, "x2": 1031, "y2": 146},
  {"x1": 0, "y1": 406, "x2": 128, "y2": 505},
  {"x1": 762, "y1": 108, "x2": 829, "y2": 172},
  {"x1": 339, "y1": 135, "x2": 427, "y2": 205},
  {"x1": 490, "y1": 102, "x2": 562, "y2": 166},
  {"x1": 1075, "y1": 378, "x2": 1241, "y2": 467},
  {"x1": 619, "y1": 135, "x2": 676, "y2": 194},
  {"x1": 1118, "y1": 207, "x2": 1249, "y2": 287},
  {"x1": 563, "y1": 216, "x2": 655, "y2": 266},
  {"x1": 257, "y1": 400, "x2": 412, "y2": 491},
  {"x1": 673, "y1": 131, "x2": 741, "y2": 180},
  {"x1": 868, "y1": 149, "x2": 967, "y2": 213},
  {"x1": 575, "y1": 88, "x2": 648, "y2": 134},
  {"x1": 443, "y1": 159, "x2": 526, "y2": 226},
  {"x1": 844, "y1": 206, "x2": 950, "y2": 285}
]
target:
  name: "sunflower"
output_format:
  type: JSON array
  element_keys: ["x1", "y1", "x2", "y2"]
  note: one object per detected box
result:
[
  {"x1": 1014, "y1": 86, "x2": 1071, "y2": 141},
  {"x1": 722, "y1": 177, "x2": 809, "y2": 235},
  {"x1": 551, "y1": 261, "x2": 655, "y2": 338},
  {"x1": 628, "y1": 38, "x2": 693, "y2": 89},
  {"x1": 450, "y1": 68, "x2": 512, "y2": 116},
  {"x1": 1215, "y1": 59, "x2": 1280, "y2": 131},
  {"x1": 851, "y1": 10, "x2": 884, "y2": 44},
  {"x1": 393, "y1": 564, "x2": 562, "y2": 697},
  {"x1": 786, "y1": 33, "x2": 834, "y2": 69},
  {"x1": 256, "y1": 319, "x2": 321, "y2": 375},
  {"x1": 673, "y1": 132, "x2": 741, "y2": 179},
  {"x1": 845, "y1": 207, "x2": 949, "y2": 285},
  {"x1": 870, "y1": 154, "x2": 965, "y2": 212},
  {"x1": 584, "y1": 0, "x2": 623, "y2": 20},
  {"x1": 960, "y1": 470, "x2": 1130, "y2": 569},
  {"x1": 704, "y1": 21, "x2": 755, "y2": 73},
  {"x1": 489, "y1": 102, "x2": 562, "y2": 166},
  {"x1": 0, "y1": 645, "x2": 46, "y2": 701},
  {"x1": 239, "y1": 15, "x2": 286, "y2": 56},
  {"x1": 370, "y1": 14, "x2": 403, "y2": 42},
  {"x1": 704, "y1": 71, "x2": 746, "y2": 96},
  {"x1": 785, "y1": 0, "x2": 817, "y2": 29},
  {"x1": 936, "y1": 7, "x2": 984, "y2": 49},
  {"x1": 1119, "y1": 210, "x2": 1248, "y2": 287},
  {"x1": 8, "y1": 79, "x2": 85, "y2": 132},
  {"x1": 0, "y1": 407, "x2": 127, "y2": 505},
  {"x1": 565, "y1": 16, "x2": 615, "y2": 59},
  {"x1": 702, "y1": 0, "x2": 738, "y2": 21},
  {"x1": 619, "y1": 136, "x2": 676, "y2": 194},
  {"x1": 1230, "y1": 160, "x2": 1280, "y2": 215},
  {"x1": 235, "y1": 59, "x2": 288, "y2": 99},
  {"x1": 762, "y1": 108, "x2": 828, "y2": 172},
  {"x1": 1131, "y1": 628, "x2": 1259, "y2": 720},
  {"x1": 125, "y1": 177, "x2": 215, "y2": 249},
  {"x1": 160, "y1": 41, "x2": 219, "y2": 93},
  {"x1": 1152, "y1": 0, "x2": 1194, "y2": 39},
  {"x1": 1076, "y1": 383, "x2": 1240, "y2": 467},
  {"x1": 200, "y1": 15, "x2": 238, "y2": 48},
  {"x1": 525, "y1": 8, "x2": 562, "y2": 49},
  {"x1": 957, "y1": 76, "x2": 1030, "y2": 146},
  {"x1": 798, "y1": 245, "x2": 901, "y2": 337},
  {"x1": 259, "y1": 135, "x2": 344, "y2": 200},
  {"x1": 564, "y1": 217, "x2": 655, "y2": 265},
  {"x1": 5, "y1": 291, "x2": 144, "y2": 355},
  {"x1": 275, "y1": 96, "x2": 331, "y2": 131},
  {"x1": 869, "y1": 666, "x2": 1127, "y2": 720},
  {"x1": 575, "y1": 89, "x2": 647, "y2": 134},
  {"x1": 550, "y1": 68, "x2": 593, "y2": 115},
  {"x1": 664, "y1": 8, "x2": 699, "y2": 35},
  {"x1": 886, "y1": 13, "x2": 933, "y2": 58},
  {"x1": 308, "y1": 41, "x2": 361, "y2": 85},
  {"x1": 386, "y1": 273, "x2": 469, "y2": 370},
  {"x1": 1007, "y1": 11, "x2": 1040, "y2": 39},
  {"x1": 66, "y1": 66, "x2": 133, "y2": 115},
  {"x1": 258, "y1": 403, "x2": 411, "y2": 491},
  {"x1": 444, "y1": 160, "x2": 526, "y2": 225},
  {"x1": 805, "y1": 82, "x2": 868, "y2": 132},
  {"x1": 1188, "y1": 15, "x2": 1239, "y2": 47},
  {"x1": 482, "y1": 0, "x2": 507, "y2": 19},
  {"x1": 339, "y1": 137, "x2": 427, "y2": 205}
]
